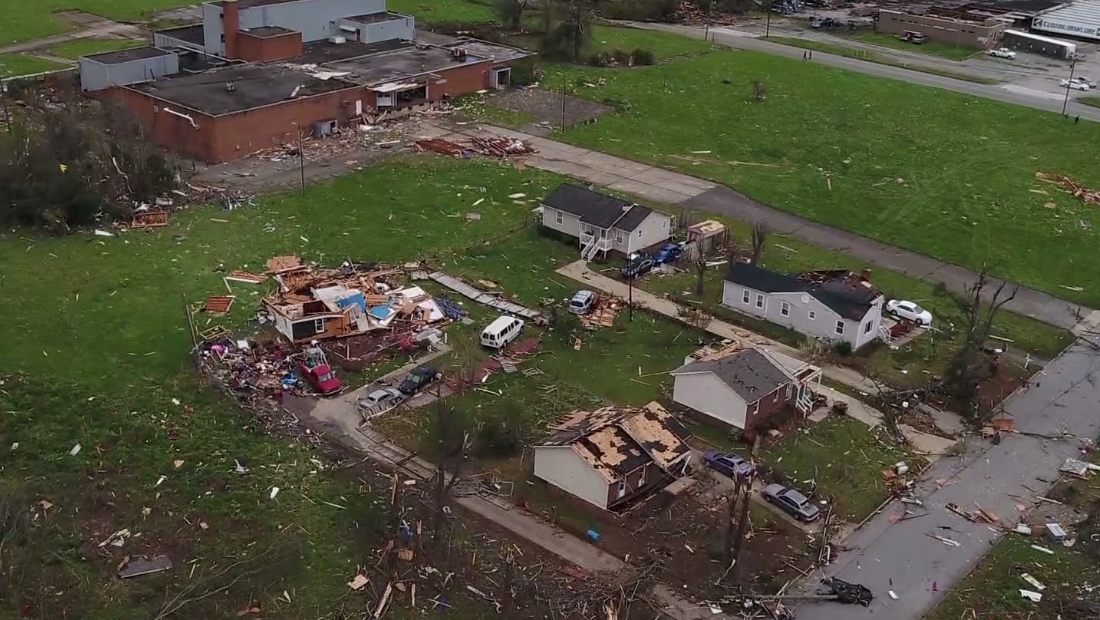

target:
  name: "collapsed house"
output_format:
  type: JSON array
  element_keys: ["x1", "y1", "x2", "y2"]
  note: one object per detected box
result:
[
  {"x1": 262, "y1": 256, "x2": 446, "y2": 343},
  {"x1": 533, "y1": 403, "x2": 692, "y2": 511}
]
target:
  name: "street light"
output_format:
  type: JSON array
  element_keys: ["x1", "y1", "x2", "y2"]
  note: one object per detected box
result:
[
  {"x1": 704, "y1": 0, "x2": 714, "y2": 41},
  {"x1": 1062, "y1": 56, "x2": 1078, "y2": 118},
  {"x1": 765, "y1": 0, "x2": 773, "y2": 39}
]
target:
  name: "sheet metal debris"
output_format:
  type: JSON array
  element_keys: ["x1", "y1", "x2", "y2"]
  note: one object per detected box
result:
[{"x1": 118, "y1": 555, "x2": 173, "y2": 579}]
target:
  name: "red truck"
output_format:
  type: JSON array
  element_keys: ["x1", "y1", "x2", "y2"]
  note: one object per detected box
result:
[{"x1": 295, "y1": 346, "x2": 342, "y2": 396}]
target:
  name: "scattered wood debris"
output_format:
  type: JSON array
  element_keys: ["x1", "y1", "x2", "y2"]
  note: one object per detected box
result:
[{"x1": 1036, "y1": 171, "x2": 1100, "y2": 206}]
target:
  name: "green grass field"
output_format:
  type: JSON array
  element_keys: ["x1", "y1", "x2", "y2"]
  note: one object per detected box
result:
[
  {"x1": 1080, "y1": 96, "x2": 1100, "y2": 109},
  {"x1": 543, "y1": 48, "x2": 1100, "y2": 306},
  {"x1": 851, "y1": 32, "x2": 978, "y2": 61},
  {"x1": 764, "y1": 37, "x2": 997, "y2": 84},
  {"x1": 50, "y1": 37, "x2": 139, "y2": 59},
  {"x1": 0, "y1": 53, "x2": 67, "y2": 76}
]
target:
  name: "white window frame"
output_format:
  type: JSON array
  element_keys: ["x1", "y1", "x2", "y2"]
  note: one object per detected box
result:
[
  {"x1": 616, "y1": 480, "x2": 627, "y2": 498},
  {"x1": 863, "y1": 321, "x2": 873, "y2": 334},
  {"x1": 780, "y1": 301, "x2": 790, "y2": 317},
  {"x1": 616, "y1": 230, "x2": 625, "y2": 244},
  {"x1": 742, "y1": 290, "x2": 750, "y2": 305},
  {"x1": 808, "y1": 309, "x2": 816, "y2": 321},
  {"x1": 555, "y1": 210, "x2": 563, "y2": 225},
  {"x1": 835, "y1": 320, "x2": 845, "y2": 335},
  {"x1": 313, "y1": 318, "x2": 325, "y2": 333},
  {"x1": 755, "y1": 294, "x2": 765, "y2": 309},
  {"x1": 638, "y1": 467, "x2": 646, "y2": 486},
  {"x1": 785, "y1": 383, "x2": 793, "y2": 399}
]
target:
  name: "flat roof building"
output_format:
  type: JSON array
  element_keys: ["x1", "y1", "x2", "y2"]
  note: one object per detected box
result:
[
  {"x1": 1033, "y1": 0, "x2": 1100, "y2": 41},
  {"x1": 877, "y1": 8, "x2": 1008, "y2": 48}
]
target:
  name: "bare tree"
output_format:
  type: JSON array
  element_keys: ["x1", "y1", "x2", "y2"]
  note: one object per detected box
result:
[
  {"x1": 944, "y1": 264, "x2": 1018, "y2": 418},
  {"x1": 720, "y1": 475, "x2": 742, "y2": 571},
  {"x1": 154, "y1": 541, "x2": 293, "y2": 620},
  {"x1": 750, "y1": 221, "x2": 769, "y2": 265},
  {"x1": 751, "y1": 80, "x2": 767, "y2": 102},
  {"x1": 693, "y1": 252, "x2": 708, "y2": 295},
  {"x1": 494, "y1": 0, "x2": 528, "y2": 30}
]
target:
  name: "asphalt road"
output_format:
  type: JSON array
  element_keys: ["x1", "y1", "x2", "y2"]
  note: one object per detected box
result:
[
  {"x1": 627, "y1": 22, "x2": 1100, "y2": 123},
  {"x1": 789, "y1": 337, "x2": 1100, "y2": 620}
]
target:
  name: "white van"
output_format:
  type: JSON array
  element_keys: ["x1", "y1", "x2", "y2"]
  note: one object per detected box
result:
[{"x1": 481, "y1": 315, "x2": 524, "y2": 349}]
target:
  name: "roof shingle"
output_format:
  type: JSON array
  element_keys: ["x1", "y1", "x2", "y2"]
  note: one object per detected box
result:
[
  {"x1": 672, "y1": 348, "x2": 792, "y2": 403},
  {"x1": 542, "y1": 183, "x2": 655, "y2": 231}
]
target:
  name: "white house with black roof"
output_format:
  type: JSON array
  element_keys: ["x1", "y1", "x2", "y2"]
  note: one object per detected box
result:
[
  {"x1": 721, "y1": 263, "x2": 885, "y2": 351},
  {"x1": 540, "y1": 184, "x2": 674, "y2": 260}
]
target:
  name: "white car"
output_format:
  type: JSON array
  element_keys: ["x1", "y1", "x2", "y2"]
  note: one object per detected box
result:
[
  {"x1": 1062, "y1": 78, "x2": 1091, "y2": 91},
  {"x1": 886, "y1": 300, "x2": 933, "y2": 327},
  {"x1": 988, "y1": 48, "x2": 1016, "y2": 59},
  {"x1": 357, "y1": 387, "x2": 405, "y2": 416}
]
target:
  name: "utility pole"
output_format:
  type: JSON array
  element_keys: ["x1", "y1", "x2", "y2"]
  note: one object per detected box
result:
[
  {"x1": 730, "y1": 435, "x2": 761, "y2": 582},
  {"x1": 1062, "y1": 56, "x2": 1078, "y2": 118},
  {"x1": 765, "y1": 0, "x2": 773, "y2": 38},
  {"x1": 296, "y1": 124, "x2": 305, "y2": 194},
  {"x1": 560, "y1": 73, "x2": 567, "y2": 132},
  {"x1": 628, "y1": 273, "x2": 634, "y2": 322},
  {"x1": 704, "y1": 0, "x2": 714, "y2": 41}
]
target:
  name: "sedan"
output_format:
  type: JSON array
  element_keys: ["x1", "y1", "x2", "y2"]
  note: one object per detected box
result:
[
  {"x1": 1062, "y1": 78, "x2": 1090, "y2": 91},
  {"x1": 621, "y1": 255, "x2": 655, "y2": 279},
  {"x1": 357, "y1": 387, "x2": 404, "y2": 415},
  {"x1": 398, "y1": 365, "x2": 439, "y2": 395},
  {"x1": 653, "y1": 242, "x2": 684, "y2": 265},
  {"x1": 761, "y1": 483, "x2": 821, "y2": 522},
  {"x1": 702, "y1": 450, "x2": 754, "y2": 479},
  {"x1": 886, "y1": 299, "x2": 933, "y2": 327}
]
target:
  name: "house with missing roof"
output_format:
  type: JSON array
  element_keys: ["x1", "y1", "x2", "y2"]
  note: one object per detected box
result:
[
  {"x1": 722, "y1": 263, "x2": 885, "y2": 351},
  {"x1": 670, "y1": 345, "x2": 821, "y2": 433},
  {"x1": 532, "y1": 403, "x2": 691, "y2": 511},
  {"x1": 540, "y1": 184, "x2": 674, "y2": 261}
]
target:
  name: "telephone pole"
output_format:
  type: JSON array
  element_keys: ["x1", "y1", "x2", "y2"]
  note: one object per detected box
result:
[{"x1": 1062, "y1": 56, "x2": 1078, "y2": 118}]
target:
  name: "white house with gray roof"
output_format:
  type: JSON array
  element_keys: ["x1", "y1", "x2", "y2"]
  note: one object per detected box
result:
[
  {"x1": 721, "y1": 263, "x2": 885, "y2": 351},
  {"x1": 540, "y1": 184, "x2": 674, "y2": 260}
]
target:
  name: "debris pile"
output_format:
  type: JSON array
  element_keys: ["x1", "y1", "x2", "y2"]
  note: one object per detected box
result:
[
  {"x1": 415, "y1": 136, "x2": 536, "y2": 160},
  {"x1": 1036, "y1": 171, "x2": 1100, "y2": 206},
  {"x1": 579, "y1": 295, "x2": 624, "y2": 330}
]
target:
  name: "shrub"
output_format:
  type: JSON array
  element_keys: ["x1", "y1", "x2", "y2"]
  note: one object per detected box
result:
[
  {"x1": 609, "y1": 48, "x2": 632, "y2": 65},
  {"x1": 632, "y1": 48, "x2": 655, "y2": 65},
  {"x1": 475, "y1": 403, "x2": 527, "y2": 458},
  {"x1": 509, "y1": 62, "x2": 537, "y2": 86},
  {"x1": 833, "y1": 341, "x2": 854, "y2": 357},
  {"x1": 587, "y1": 51, "x2": 609, "y2": 67}
]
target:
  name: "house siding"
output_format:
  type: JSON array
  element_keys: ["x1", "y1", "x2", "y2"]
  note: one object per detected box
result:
[
  {"x1": 533, "y1": 446, "x2": 610, "y2": 509},
  {"x1": 541, "y1": 207, "x2": 583, "y2": 240},
  {"x1": 625, "y1": 211, "x2": 673, "y2": 254},
  {"x1": 744, "y1": 385, "x2": 794, "y2": 430},
  {"x1": 720, "y1": 280, "x2": 882, "y2": 350},
  {"x1": 672, "y1": 373, "x2": 749, "y2": 429},
  {"x1": 605, "y1": 462, "x2": 658, "y2": 508}
]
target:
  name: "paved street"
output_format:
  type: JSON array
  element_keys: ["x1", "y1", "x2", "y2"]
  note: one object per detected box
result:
[
  {"x1": 428, "y1": 122, "x2": 1090, "y2": 329},
  {"x1": 789, "y1": 336, "x2": 1100, "y2": 620},
  {"x1": 625, "y1": 22, "x2": 1100, "y2": 123}
]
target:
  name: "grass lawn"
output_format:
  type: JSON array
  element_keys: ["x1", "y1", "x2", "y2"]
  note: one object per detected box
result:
[
  {"x1": 761, "y1": 414, "x2": 916, "y2": 521},
  {"x1": 542, "y1": 47, "x2": 1100, "y2": 306},
  {"x1": 850, "y1": 32, "x2": 978, "y2": 61},
  {"x1": 0, "y1": 0, "x2": 196, "y2": 46},
  {"x1": 766, "y1": 37, "x2": 997, "y2": 84},
  {"x1": 50, "y1": 37, "x2": 140, "y2": 59},
  {"x1": 387, "y1": 0, "x2": 496, "y2": 23},
  {"x1": 0, "y1": 53, "x2": 67, "y2": 77},
  {"x1": 1080, "y1": 96, "x2": 1100, "y2": 109}
]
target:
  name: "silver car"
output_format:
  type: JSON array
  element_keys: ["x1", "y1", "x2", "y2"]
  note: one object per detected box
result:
[
  {"x1": 569, "y1": 290, "x2": 597, "y2": 315},
  {"x1": 357, "y1": 387, "x2": 404, "y2": 418},
  {"x1": 762, "y1": 483, "x2": 821, "y2": 522}
]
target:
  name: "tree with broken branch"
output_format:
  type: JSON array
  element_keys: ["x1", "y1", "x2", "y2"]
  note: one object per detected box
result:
[
  {"x1": 943, "y1": 263, "x2": 1018, "y2": 420},
  {"x1": 153, "y1": 541, "x2": 294, "y2": 620},
  {"x1": 750, "y1": 221, "x2": 769, "y2": 265}
]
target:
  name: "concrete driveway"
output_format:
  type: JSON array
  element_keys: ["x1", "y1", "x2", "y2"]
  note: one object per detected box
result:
[
  {"x1": 698, "y1": 458, "x2": 823, "y2": 535},
  {"x1": 787, "y1": 338, "x2": 1100, "y2": 620}
]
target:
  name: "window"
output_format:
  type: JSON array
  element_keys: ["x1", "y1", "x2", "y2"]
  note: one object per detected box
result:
[
  {"x1": 785, "y1": 383, "x2": 793, "y2": 399},
  {"x1": 313, "y1": 318, "x2": 325, "y2": 333},
  {"x1": 555, "y1": 210, "x2": 563, "y2": 225},
  {"x1": 616, "y1": 230, "x2": 625, "y2": 244},
  {"x1": 742, "y1": 290, "x2": 750, "y2": 305},
  {"x1": 638, "y1": 467, "x2": 646, "y2": 486},
  {"x1": 755, "y1": 294, "x2": 764, "y2": 309},
  {"x1": 616, "y1": 480, "x2": 627, "y2": 498},
  {"x1": 835, "y1": 320, "x2": 845, "y2": 335},
  {"x1": 780, "y1": 301, "x2": 790, "y2": 317},
  {"x1": 864, "y1": 321, "x2": 873, "y2": 334},
  {"x1": 808, "y1": 309, "x2": 816, "y2": 321}
]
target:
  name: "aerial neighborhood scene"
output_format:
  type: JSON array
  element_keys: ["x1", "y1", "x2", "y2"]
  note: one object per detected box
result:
[{"x1": 5, "y1": 0, "x2": 1100, "y2": 617}]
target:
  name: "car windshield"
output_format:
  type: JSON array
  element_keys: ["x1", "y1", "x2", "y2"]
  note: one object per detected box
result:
[
  {"x1": 785, "y1": 490, "x2": 808, "y2": 505},
  {"x1": 317, "y1": 371, "x2": 336, "y2": 382},
  {"x1": 908, "y1": 303, "x2": 924, "y2": 314}
]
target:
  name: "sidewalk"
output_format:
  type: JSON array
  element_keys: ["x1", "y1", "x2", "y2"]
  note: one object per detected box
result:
[
  {"x1": 555, "y1": 260, "x2": 959, "y2": 455},
  {"x1": 424, "y1": 122, "x2": 1090, "y2": 330}
]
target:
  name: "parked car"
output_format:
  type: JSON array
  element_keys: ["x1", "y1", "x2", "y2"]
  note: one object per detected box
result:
[
  {"x1": 294, "y1": 346, "x2": 342, "y2": 396},
  {"x1": 653, "y1": 242, "x2": 684, "y2": 265},
  {"x1": 1075, "y1": 75, "x2": 1098, "y2": 88},
  {"x1": 569, "y1": 290, "x2": 597, "y2": 315},
  {"x1": 621, "y1": 254, "x2": 655, "y2": 279},
  {"x1": 1062, "y1": 78, "x2": 1091, "y2": 91},
  {"x1": 898, "y1": 30, "x2": 927, "y2": 44},
  {"x1": 886, "y1": 299, "x2": 933, "y2": 327},
  {"x1": 988, "y1": 47, "x2": 1016, "y2": 59},
  {"x1": 761, "y1": 483, "x2": 821, "y2": 522},
  {"x1": 357, "y1": 387, "x2": 405, "y2": 414},
  {"x1": 702, "y1": 450, "x2": 755, "y2": 479},
  {"x1": 398, "y1": 365, "x2": 439, "y2": 395}
]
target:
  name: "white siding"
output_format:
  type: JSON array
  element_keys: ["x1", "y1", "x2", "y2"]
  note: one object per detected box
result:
[
  {"x1": 672, "y1": 373, "x2": 749, "y2": 429},
  {"x1": 541, "y1": 207, "x2": 582, "y2": 239},
  {"x1": 624, "y1": 211, "x2": 673, "y2": 254},
  {"x1": 533, "y1": 446, "x2": 609, "y2": 509}
]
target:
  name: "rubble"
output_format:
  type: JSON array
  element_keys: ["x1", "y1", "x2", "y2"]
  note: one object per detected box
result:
[
  {"x1": 1036, "y1": 171, "x2": 1100, "y2": 206},
  {"x1": 415, "y1": 136, "x2": 536, "y2": 160},
  {"x1": 578, "y1": 295, "x2": 624, "y2": 330},
  {"x1": 118, "y1": 555, "x2": 173, "y2": 579}
]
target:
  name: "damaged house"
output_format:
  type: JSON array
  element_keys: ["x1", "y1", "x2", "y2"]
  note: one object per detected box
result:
[
  {"x1": 262, "y1": 256, "x2": 445, "y2": 343},
  {"x1": 670, "y1": 345, "x2": 821, "y2": 433},
  {"x1": 533, "y1": 403, "x2": 692, "y2": 511},
  {"x1": 722, "y1": 263, "x2": 885, "y2": 351}
]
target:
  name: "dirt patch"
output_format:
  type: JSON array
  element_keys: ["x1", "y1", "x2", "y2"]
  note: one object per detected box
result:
[{"x1": 492, "y1": 88, "x2": 614, "y2": 128}]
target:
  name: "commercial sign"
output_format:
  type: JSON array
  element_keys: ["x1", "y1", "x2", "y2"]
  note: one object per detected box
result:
[{"x1": 1033, "y1": 16, "x2": 1100, "y2": 40}]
